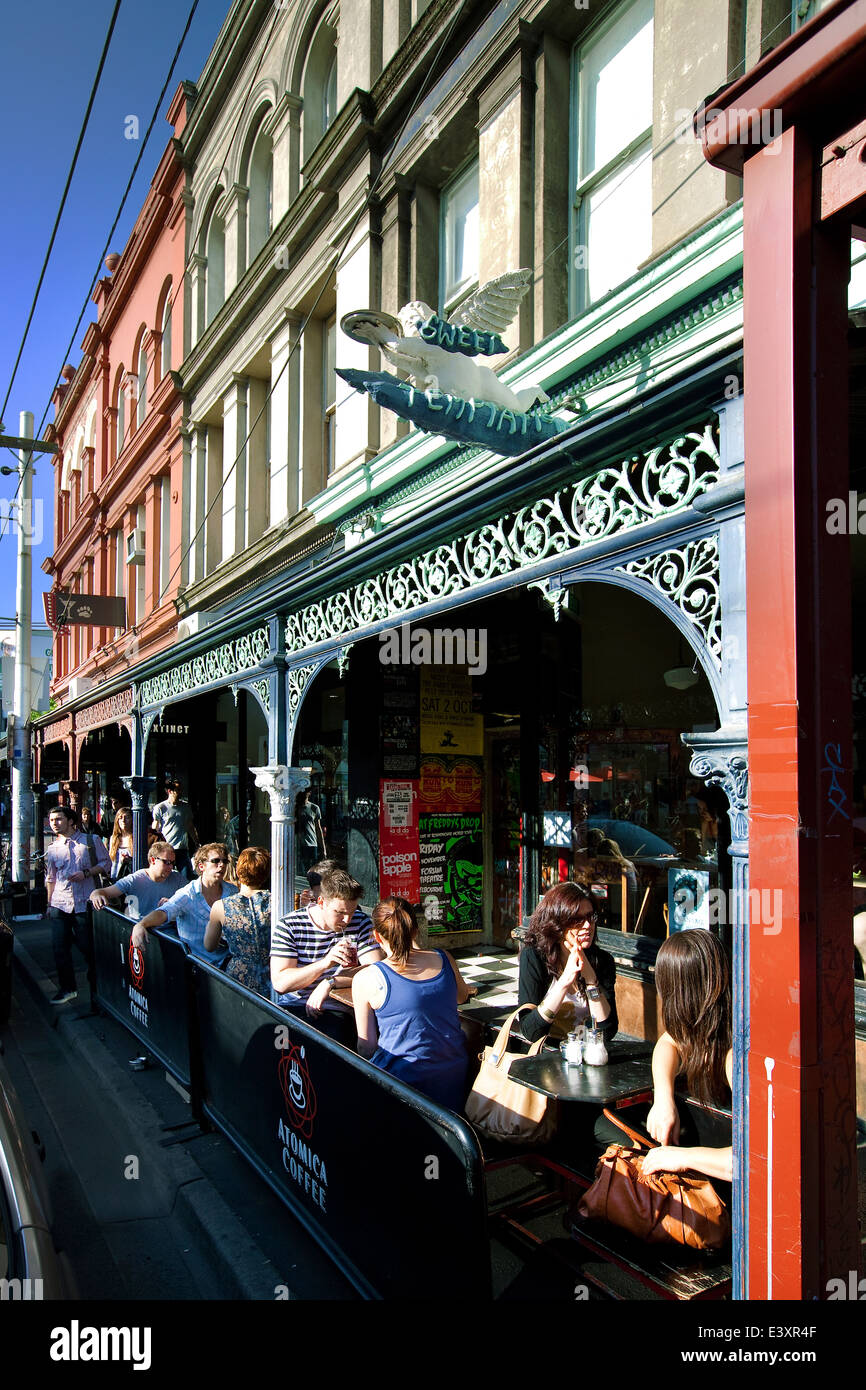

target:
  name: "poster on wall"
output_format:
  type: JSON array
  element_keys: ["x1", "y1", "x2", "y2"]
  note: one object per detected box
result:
[
  {"x1": 379, "y1": 779, "x2": 420, "y2": 901},
  {"x1": 381, "y1": 669, "x2": 419, "y2": 775},
  {"x1": 419, "y1": 812, "x2": 483, "y2": 933},
  {"x1": 420, "y1": 667, "x2": 483, "y2": 755},
  {"x1": 418, "y1": 754, "x2": 483, "y2": 813},
  {"x1": 667, "y1": 867, "x2": 711, "y2": 933}
]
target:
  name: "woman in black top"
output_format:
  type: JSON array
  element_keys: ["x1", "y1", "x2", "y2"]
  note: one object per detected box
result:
[{"x1": 518, "y1": 881, "x2": 617, "y2": 1044}]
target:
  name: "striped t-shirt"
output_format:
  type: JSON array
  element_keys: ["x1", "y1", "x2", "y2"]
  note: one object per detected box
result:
[{"x1": 271, "y1": 905, "x2": 377, "y2": 1005}]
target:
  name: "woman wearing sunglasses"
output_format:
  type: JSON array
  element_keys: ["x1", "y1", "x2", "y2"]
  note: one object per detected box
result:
[{"x1": 518, "y1": 881, "x2": 617, "y2": 1043}]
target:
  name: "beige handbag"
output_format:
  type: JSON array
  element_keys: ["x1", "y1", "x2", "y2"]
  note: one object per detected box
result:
[{"x1": 464, "y1": 1005, "x2": 557, "y2": 1145}]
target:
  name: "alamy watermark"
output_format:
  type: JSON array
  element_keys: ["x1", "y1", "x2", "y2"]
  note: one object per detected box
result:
[
  {"x1": 826, "y1": 1270, "x2": 866, "y2": 1299},
  {"x1": 674, "y1": 883, "x2": 783, "y2": 935},
  {"x1": 379, "y1": 621, "x2": 488, "y2": 676},
  {"x1": 0, "y1": 497, "x2": 43, "y2": 544},
  {"x1": 674, "y1": 102, "x2": 783, "y2": 153},
  {"x1": 826, "y1": 492, "x2": 866, "y2": 534}
]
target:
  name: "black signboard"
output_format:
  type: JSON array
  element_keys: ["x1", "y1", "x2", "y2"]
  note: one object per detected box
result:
[
  {"x1": 191, "y1": 962, "x2": 491, "y2": 1299},
  {"x1": 91, "y1": 907, "x2": 195, "y2": 1088},
  {"x1": 47, "y1": 591, "x2": 127, "y2": 627}
]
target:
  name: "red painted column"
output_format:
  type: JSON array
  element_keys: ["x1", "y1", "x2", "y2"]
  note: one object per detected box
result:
[{"x1": 743, "y1": 125, "x2": 857, "y2": 1298}]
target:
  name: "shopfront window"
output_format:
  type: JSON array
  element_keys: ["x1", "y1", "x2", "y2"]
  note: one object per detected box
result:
[{"x1": 532, "y1": 581, "x2": 722, "y2": 939}]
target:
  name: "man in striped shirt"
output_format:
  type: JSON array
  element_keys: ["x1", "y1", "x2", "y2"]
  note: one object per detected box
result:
[{"x1": 271, "y1": 866, "x2": 383, "y2": 1040}]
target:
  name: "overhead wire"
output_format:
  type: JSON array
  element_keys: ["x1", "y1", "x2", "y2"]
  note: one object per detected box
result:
[
  {"x1": 0, "y1": 0, "x2": 125, "y2": 430},
  {"x1": 37, "y1": 0, "x2": 798, "y2": 648}
]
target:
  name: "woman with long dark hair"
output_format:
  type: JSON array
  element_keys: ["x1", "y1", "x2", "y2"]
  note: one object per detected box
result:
[
  {"x1": 109, "y1": 808, "x2": 134, "y2": 881},
  {"x1": 352, "y1": 897, "x2": 472, "y2": 1110},
  {"x1": 518, "y1": 881, "x2": 618, "y2": 1043},
  {"x1": 642, "y1": 929, "x2": 732, "y2": 1181}
]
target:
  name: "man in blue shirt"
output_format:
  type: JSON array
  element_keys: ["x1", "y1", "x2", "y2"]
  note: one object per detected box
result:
[
  {"x1": 88, "y1": 841, "x2": 184, "y2": 918},
  {"x1": 130, "y1": 842, "x2": 238, "y2": 965}
]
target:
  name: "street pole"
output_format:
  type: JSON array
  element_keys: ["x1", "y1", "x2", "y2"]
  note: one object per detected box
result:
[{"x1": 11, "y1": 409, "x2": 33, "y2": 891}]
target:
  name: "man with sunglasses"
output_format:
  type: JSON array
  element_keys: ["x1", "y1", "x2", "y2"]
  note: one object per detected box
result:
[
  {"x1": 89, "y1": 841, "x2": 184, "y2": 919},
  {"x1": 131, "y1": 842, "x2": 238, "y2": 964}
]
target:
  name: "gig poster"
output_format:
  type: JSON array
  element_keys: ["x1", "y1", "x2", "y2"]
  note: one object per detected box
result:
[
  {"x1": 419, "y1": 811, "x2": 483, "y2": 934},
  {"x1": 379, "y1": 779, "x2": 420, "y2": 901},
  {"x1": 419, "y1": 666, "x2": 483, "y2": 755},
  {"x1": 418, "y1": 754, "x2": 483, "y2": 812}
]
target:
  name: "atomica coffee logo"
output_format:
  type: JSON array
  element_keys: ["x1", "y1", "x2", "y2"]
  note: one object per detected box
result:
[
  {"x1": 276, "y1": 1042, "x2": 328, "y2": 1213},
  {"x1": 127, "y1": 935, "x2": 148, "y2": 1028},
  {"x1": 128, "y1": 938, "x2": 145, "y2": 986}
]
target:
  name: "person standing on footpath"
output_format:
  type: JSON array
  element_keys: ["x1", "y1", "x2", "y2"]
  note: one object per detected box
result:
[
  {"x1": 151, "y1": 780, "x2": 199, "y2": 879},
  {"x1": 44, "y1": 805, "x2": 111, "y2": 1004}
]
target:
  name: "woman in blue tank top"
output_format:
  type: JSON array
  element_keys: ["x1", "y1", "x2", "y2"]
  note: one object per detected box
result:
[{"x1": 352, "y1": 897, "x2": 472, "y2": 1111}]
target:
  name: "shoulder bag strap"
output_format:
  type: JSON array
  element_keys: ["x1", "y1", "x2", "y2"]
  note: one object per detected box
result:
[
  {"x1": 490, "y1": 1003, "x2": 538, "y2": 1060},
  {"x1": 602, "y1": 1106, "x2": 657, "y2": 1150}
]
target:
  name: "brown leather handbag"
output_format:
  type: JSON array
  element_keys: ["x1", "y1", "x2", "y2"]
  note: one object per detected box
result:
[{"x1": 576, "y1": 1110, "x2": 730, "y2": 1251}]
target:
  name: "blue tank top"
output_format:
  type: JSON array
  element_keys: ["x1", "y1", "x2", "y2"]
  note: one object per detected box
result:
[{"x1": 370, "y1": 950, "x2": 468, "y2": 1111}]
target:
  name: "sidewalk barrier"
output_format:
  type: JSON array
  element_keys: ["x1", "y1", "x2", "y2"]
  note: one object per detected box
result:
[
  {"x1": 91, "y1": 907, "x2": 196, "y2": 1090},
  {"x1": 91, "y1": 906, "x2": 490, "y2": 1298}
]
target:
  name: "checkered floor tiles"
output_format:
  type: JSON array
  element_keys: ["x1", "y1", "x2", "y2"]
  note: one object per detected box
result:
[{"x1": 453, "y1": 949, "x2": 520, "y2": 1008}]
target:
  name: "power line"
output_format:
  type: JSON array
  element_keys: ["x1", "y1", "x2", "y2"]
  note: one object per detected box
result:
[
  {"x1": 0, "y1": 0, "x2": 125, "y2": 430},
  {"x1": 0, "y1": 0, "x2": 203, "y2": 554}
]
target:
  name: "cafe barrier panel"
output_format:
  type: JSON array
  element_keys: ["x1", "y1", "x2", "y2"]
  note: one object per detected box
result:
[
  {"x1": 91, "y1": 907, "x2": 491, "y2": 1299},
  {"x1": 92, "y1": 907, "x2": 196, "y2": 1089}
]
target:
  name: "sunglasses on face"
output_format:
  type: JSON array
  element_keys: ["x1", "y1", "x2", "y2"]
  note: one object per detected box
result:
[
  {"x1": 154, "y1": 857, "x2": 176, "y2": 866},
  {"x1": 206, "y1": 857, "x2": 228, "y2": 866}
]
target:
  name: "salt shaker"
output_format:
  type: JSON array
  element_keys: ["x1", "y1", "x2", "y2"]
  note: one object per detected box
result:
[
  {"x1": 563, "y1": 1029, "x2": 584, "y2": 1065},
  {"x1": 583, "y1": 1025, "x2": 608, "y2": 1066}
]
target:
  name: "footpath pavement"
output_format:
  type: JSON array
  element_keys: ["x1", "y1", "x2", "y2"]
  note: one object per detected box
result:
[{"x1": 5, "y1": 914, "x2": 356, "y2": 1301}]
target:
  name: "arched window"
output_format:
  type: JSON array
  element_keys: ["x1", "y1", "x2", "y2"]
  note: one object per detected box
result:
[
  {"x1": 136, "y1": 339, "x2": 147, "y2": 428},
  {"x1": 204, "y1": 200, "x2": 225, "y2": 327},
  {"x1": 115, "y1": 371, "x2": 126, "y2": 458},
  {"x1": 248, "y1": 120, "x2": 274, "y2": 262},
  {"x1": 323, "y1": 52, "x2": 337, "y2": 132},
  {"x1": 160, "y1": 287, "x2": 172, "y2": 376},
  {"x1": 301, "y1": 20, "x2": 338, "y2": 163}
]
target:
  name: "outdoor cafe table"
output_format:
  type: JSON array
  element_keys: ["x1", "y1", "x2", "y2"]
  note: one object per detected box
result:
[{"x1": 508, "y1": 1037, "x2": 655, "y2": 1107}]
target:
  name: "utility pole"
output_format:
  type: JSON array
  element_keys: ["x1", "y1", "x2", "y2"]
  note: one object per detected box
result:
[{"x1": 11, "y1": 410, "x2": 34, "y2": 890}]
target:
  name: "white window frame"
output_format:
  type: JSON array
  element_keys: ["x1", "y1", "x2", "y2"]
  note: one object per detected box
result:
[
  {"x1": 570, "y1": 0, "x2": 654, "y2": 316},
  {"x1": 439, "y1": 160, "x2": 479, "y2": 315}
]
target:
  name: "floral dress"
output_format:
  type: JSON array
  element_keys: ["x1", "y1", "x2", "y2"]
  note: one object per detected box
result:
[{"x1": 221, "y1": 890, "x2": 272, "y2": 997}]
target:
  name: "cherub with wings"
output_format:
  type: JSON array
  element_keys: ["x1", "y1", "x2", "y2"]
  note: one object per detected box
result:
[{"x1": 341, "y1": 268, "x2": 550, "y2": 415}]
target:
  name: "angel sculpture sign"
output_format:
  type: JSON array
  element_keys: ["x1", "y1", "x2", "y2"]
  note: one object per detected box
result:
[{"x1": 338, "y1": 268, "x2": 567, "y2": 457}]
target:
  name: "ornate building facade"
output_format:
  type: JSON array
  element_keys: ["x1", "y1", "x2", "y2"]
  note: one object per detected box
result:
[{"x1": 35, "y1": 0, "x2": 862, "y2": 1298}]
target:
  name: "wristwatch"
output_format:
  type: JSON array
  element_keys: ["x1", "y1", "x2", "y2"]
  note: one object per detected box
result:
[{"x1": 586, "y1": 985, "x2": 601, "y2": 1002}]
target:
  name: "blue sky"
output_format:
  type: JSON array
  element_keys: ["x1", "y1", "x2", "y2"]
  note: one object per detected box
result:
[{"x1": 0, "y1": 0, "x2": 232, "y2": 622}]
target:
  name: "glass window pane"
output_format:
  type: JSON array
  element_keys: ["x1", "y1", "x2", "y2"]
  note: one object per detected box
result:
[
  {"x1": 578, "y1": 0, "x2": 653, "y2": 178},
  {"x1": 582, "y1": 143, "x2": 652, "y2": 304},
  {"x1": 442, "y1": 163, "x2": 479, "y2": 307}
]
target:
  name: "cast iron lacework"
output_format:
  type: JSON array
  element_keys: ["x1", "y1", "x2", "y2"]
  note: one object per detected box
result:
[
  {"x1": 616, "y1": 536, "x2": 722, "y2": 667},
  {"x1": 288, "y1": 664, "x2": 320, "y2": 718},
  {"x1": 139, "y1": 626, "x2": 270, "y2": 707},
  {"x1": 251, "y1": 679, "x2": 271, "y2": 712},
  {"x1": 286, "y1": 424, "x2": 720, "y2": 651},
  {"x1": 77, "y1": 688, "x2": 134, "y2": 730}
]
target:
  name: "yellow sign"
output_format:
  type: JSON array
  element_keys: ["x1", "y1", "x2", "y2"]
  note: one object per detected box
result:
[{"x1": 420, "y1": 667, "x2": 483, "y2": 755}]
